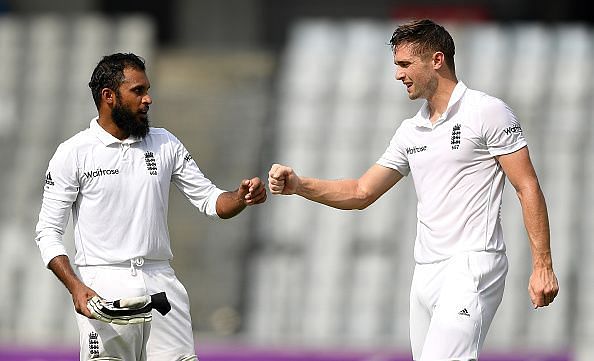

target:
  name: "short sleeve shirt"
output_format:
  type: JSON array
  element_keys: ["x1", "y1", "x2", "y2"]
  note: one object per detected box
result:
[
  {"x1": 377, "y1": 82, "x2": 527, "y2": 264},
  {"x1": 38, "y1": 118, "x2": 225, "y2": 266}
]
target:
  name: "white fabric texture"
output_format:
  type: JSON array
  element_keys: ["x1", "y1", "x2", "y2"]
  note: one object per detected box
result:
[
  {"x1": 377, "y1": 82, "x2": 527, "y2": 264},
  {"x1": 409, "y1": 251, "x2": 507, "y2": 360},
  {"x1": 35, "y1": 118, "x2": 225, "y2": 266}
]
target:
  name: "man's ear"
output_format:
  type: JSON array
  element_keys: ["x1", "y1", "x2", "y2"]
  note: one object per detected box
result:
[
  {"x1": 432, "y1": 51, "x2": 445, "y2": 70},
  {"x1": 101, "y1": 88, "x2": 115, "y2": 105}
]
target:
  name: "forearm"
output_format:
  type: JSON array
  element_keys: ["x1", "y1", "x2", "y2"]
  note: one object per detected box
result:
[
  {"x1": 517, "y1": 183, "x2": 553, "y2": 269},
  {"x1": 216, "y1": 191, "x2": 247, "y2": 219},
  {"x1": 48, "y1": 255, "x2": 97, "y2": 317},
  {"x1": 520, "y1": 185, "x2": 559, "y2": 307},
  {"x1": 48, "y1": 255, "x2": 86, "y2": 295},
  {"x1": 297, "y1": 177, "x2": 370, "y2": 210}
]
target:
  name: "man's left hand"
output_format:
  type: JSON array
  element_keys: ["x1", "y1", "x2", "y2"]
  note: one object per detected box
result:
[{"x1": 528, "y1": 267, "x2": 559, "y2": 308}]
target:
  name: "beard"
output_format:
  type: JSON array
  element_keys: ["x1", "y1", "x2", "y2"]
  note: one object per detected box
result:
[
  {"x1": 112, "y1": 103, "x2": 150, "y2": 139},
  {"x1": 410, "y1": 75, "x2": 438, "y2": 100}
]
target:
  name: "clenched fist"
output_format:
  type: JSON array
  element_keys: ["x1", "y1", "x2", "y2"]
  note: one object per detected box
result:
[
  {"x1": 268, "y1": 164, "x2": 299, "y2": 195},
  {"x1": 238, "y1": 177, "x2": 267, "y2": 205}
]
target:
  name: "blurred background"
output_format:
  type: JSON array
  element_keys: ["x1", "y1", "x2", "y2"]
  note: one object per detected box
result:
[{"x1": 0, "y1": 0, "x2": 592, "y2": 360}]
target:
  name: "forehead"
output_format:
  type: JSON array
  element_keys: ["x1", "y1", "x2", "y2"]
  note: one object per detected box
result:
[
  {"x1": 393, "y1": 43, "x2": 418, "y2": 61},
  {"x1": 121, "y1": 67, "x2": 150, "y2": 87}
]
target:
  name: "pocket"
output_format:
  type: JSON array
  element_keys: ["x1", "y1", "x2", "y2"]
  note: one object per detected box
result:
[
  {"x1": 468, "y1": 252, "x2": 508, "y2": 295},
  {"x1": 435, "y1": 255, "x2": 480, "y2": 317},
  {"x1": 465, "y1": 253, "x2": 481, "y2": 293}
]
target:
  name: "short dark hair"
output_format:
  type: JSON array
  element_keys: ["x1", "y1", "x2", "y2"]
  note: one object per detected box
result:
[
  {"x1": 88, "y1": 53, "x2": 146, "y2": 108},
  {"x1": 390, "y1": 19, "x2": 456, "y2": 73}
]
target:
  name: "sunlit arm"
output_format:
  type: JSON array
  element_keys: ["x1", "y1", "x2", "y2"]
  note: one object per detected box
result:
[
  {"x1": 216, "y1": 177, "x2": 267, "y2": 219},
  {"x1": 269, "y1": 163, "x2": 402, "y2": 210},
  {"x1": 497, "y1": 147, "x2": 559, "y2": 308}
]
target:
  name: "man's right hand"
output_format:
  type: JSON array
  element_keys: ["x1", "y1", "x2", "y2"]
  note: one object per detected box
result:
[
  {"x1": 268, "y1": 164, "x2": 299, "y2": 195},
  {"x1": 72, "y1": 283, "x2": 99, "y2": 318},
  {"x1": 48, "y1": 255, "x2": 98, "y2": 319}
]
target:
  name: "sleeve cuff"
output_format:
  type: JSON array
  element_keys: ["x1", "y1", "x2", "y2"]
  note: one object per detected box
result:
[
  {"x1": 488, "y1": 140, "x2": 527, "y2": 157},
  {"x1": 38, "y1": 238, "x2": 69, "y2": 267},
  {"x1": 206, "y1": 188, "x2": 226, "y2": 218},
  {"x1": 376, "y1": 159, "x2": 410, "y2": 177}
]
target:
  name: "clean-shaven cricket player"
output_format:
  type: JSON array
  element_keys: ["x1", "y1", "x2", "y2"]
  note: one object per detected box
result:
[
  {"x1": 35, "y1": 53, "x2": 266, "y2": 360},
  {"x1": 268, "y1": 19, "x2": 558, "y2": 361}
]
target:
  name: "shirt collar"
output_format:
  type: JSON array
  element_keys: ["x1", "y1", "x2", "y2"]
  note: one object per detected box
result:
[
  {"x1": 90, "y1": 117, "x2": 143, "y2": 146},
  {"x1": 413, "y1": 81, "x2": 467, "y2": 128}
]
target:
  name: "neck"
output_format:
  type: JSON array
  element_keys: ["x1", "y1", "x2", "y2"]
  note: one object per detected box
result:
[
  {"x1": 98, "y1": 114, "x2": 129, "y2": 140},
  {"x1": 427, "y1": 78, "x2": 458, "y2": 123}
]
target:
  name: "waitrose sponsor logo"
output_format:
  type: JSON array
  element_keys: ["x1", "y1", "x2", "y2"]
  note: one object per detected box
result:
[{"x1": 83, "y1": 168, "x2": 119, "y2": 178}]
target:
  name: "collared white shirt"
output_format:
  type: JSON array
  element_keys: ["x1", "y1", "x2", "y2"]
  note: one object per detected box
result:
[
  {"x1": 35, "y1": 118, "x2": 225, "y2": 266},
  {"x1": 378, "y1": 82, "x2": 527, "y2": 264}
]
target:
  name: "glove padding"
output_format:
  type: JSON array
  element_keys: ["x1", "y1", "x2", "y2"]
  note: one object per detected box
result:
[{"x1": 87, "y1": 292, "x2": 171, "y2": 325}]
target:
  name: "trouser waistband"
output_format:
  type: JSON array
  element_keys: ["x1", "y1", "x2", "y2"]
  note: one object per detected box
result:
[{"x1": 78, "y1": 257, "x2": 170, "y2": 276}]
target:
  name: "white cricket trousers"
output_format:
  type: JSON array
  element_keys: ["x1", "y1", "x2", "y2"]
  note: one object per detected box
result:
[
  {"x1": 409, "y1": 251, "x2": 508, "y2": 361},
  {"x1": 76, "y1": 258, "x2": 198, "y2": 361}
]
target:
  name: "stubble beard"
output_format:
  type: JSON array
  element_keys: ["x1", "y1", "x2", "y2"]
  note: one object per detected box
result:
[{"x1": 409, "y1": 76, "x2": 439, "y2": 101}]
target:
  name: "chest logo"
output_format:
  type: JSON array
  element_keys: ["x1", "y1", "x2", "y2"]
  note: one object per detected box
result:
[
  {"x1": 451, "y1": 123, "x2": 461, "y2": 150},
  {"x1": 83, "y1": 168, "x2": 120, "y2": 179},
  {"x1": 145, "y1": 151, "x2": 158, "y2": 176},
  {"x1": 406, "y1": 145, "x2": 427, "y2": 155}
]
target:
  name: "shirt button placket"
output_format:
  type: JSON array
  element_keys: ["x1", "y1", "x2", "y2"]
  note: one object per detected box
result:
[{"x1": 121, "y1": 143, "x2": 130, "y2": 161}]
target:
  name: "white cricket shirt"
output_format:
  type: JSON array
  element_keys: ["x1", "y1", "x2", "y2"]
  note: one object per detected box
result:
[
  {"x1": 35, "y1": 118, "x2": 225, "y2": 266},
  {"x1": 377, "y1": 82, "x2": 527, "y2": 264}
]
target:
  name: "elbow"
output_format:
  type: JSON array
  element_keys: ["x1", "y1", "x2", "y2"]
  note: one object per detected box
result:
[
  {"x1": 515, "y1": 178, "x2": 542, "y2": 199},
  {"x1": 355, "y1": 198, "x2": 373, "y2": 210},
  {"x1": 356, "y1": 203, "x2": 371, "y2": 211},
  {"x1": 354, "y1": 188, "x2": 376, "y2": 210}
]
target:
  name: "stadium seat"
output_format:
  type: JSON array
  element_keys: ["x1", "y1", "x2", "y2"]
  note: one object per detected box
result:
[
  {"x1": 457, "y1": 23, "x2": 510, "y2": 96},
  {"x1": 0, "y1": 16, "x2": 21, "y2": 138},
  {"x1": 549, "y1": 25, "x2": 591, "y2": 107}
]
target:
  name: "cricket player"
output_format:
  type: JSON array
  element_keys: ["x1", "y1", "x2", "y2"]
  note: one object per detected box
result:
[
  {"x1": 35, "y1": 53, "x2": 267, "y2": 360},
  {"x1": 268, "y1": 19, "x2": 558, "y2": 360}
]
